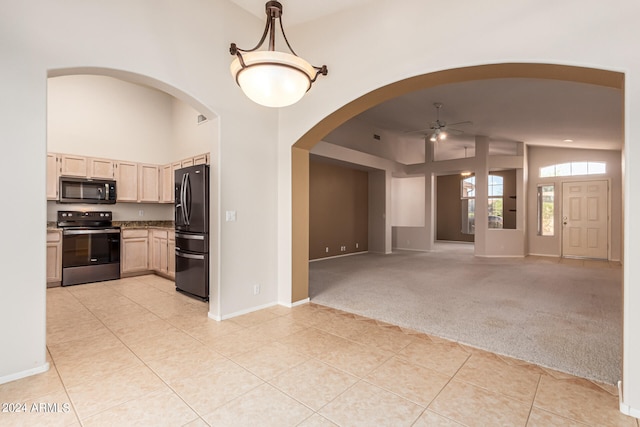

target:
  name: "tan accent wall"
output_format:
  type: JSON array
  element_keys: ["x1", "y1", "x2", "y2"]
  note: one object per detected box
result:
[
  {"x1": 309, "y1": 160, "x2": 368, "y2": 260},
  {"x1": 292, "y1": 147, "x2": 309, "y2": 302},
  {"x1": 437, "y1": 175, "x2": 475, "y2": 242},
  {"x1": 491, "y1": 169, "x2": 517, "y2": 230}
]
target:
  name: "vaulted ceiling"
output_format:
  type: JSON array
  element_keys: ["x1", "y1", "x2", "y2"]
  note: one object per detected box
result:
[{"x1": 228, "y1": 1, "x2": 623, "y2": 159}]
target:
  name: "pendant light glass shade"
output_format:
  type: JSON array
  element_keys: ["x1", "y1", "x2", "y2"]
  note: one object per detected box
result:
[
  {"x1": 229, "y1": 1, "x2": 327, "y2": 108},
  {"x1": 230, "y1": 51, "x2": 316, "y2": 108}
]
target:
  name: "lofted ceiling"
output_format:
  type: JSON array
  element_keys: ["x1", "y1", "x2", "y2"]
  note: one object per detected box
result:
[
  {"x1": 356, "y1": 78, "x2": 623, "y2": 155},
  {"x1": 227, "y1": 0, "x2": 374, "y2": 26},
  {"x1": 228, "y1": 2, "x2": 624, "y2": 158}
]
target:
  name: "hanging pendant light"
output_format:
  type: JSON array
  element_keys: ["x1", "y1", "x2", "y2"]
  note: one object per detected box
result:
[{"x1": 229, "y1": 1, "x2": 328, "y2": 108}]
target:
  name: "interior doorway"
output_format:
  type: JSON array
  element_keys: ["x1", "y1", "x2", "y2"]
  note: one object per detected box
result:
[
  {"x1": 292, "y1": 63, "x2": 624, "y2": 302},
  {"x1": 562, "y1": 180, "x2": 609, "y2": 259}
]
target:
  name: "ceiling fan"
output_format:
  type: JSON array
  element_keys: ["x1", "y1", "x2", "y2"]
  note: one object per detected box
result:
[{"x1": 406, "y1": 102, "x2": 472, "y2": 142}]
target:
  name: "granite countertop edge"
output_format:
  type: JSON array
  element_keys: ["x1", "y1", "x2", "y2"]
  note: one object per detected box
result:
[{"x1": 47, "y1": 221, "x2": 174, "y2": 230}]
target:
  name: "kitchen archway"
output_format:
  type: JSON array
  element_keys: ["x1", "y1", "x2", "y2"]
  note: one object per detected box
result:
[{"x1": 46, "y1": 67, "x2": 221, "y2": 316}]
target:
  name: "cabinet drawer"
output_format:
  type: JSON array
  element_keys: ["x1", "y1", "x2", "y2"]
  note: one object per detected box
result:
[
  {"x1": 122, "y1": 229, "x2": 148, "y2": 239},
  {"x1": 47, "y1": 230, "x2": 62, "y2": 242},
  {"x1": 152, "y1": 229, "x2": 168, "y2": 239}
]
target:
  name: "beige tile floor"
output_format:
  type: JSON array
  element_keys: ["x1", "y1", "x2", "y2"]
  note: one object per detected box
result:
[{"x1": 0, "y1": 274, "x2": 638, "y2": 427}]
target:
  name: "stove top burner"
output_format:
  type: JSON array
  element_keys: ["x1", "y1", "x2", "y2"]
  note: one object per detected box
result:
[{"x1": 57, "y1": 211, "x2": 114, "y2": 228}]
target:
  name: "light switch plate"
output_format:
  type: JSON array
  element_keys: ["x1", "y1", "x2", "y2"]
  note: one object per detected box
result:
[{"x1": 225, "y1": 210, "x2": 237, "y2": 222}]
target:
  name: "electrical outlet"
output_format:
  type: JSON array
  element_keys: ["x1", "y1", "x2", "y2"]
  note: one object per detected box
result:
[
  {"x1": 253, "y1": 284, "x2": 260, "y2": 295},
  {"x1": 138, "y1": 210, "x2": 144, "y2": 217},
  {"x1": 325, "y1": 247, "x2": 329, "y2": 253},
  {"x1": 356, "y1": 243, "x2": 359, "y2": 249}
]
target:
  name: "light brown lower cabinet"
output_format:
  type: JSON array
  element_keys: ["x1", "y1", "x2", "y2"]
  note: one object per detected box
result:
[
  {"x1": 168, "y1": 232, "x2": 175, "y2": 279},
  {"x1": 46, "y1": 230, "x2": 62, "y2": 287},
  {"x1": 122, "y1": 228, "x2": 175, "y2": 279},
  {"x1": 121, "y1": 229, "x2": 149, "y2": 275},
  {"x1": 151, "y1": 229, "x2": 175, "y2": 279}
]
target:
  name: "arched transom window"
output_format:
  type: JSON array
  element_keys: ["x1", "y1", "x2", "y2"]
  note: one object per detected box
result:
[{"x1": 540, "y1": 162, "x2": 606, "y2": 178}]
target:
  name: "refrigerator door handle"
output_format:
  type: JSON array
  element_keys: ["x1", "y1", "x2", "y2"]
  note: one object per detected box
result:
[
  {"x1": 175, "y1": 232, "x2": 205, "y2": 240},
  {"x1": 176, "y1": 250, "x2": 205, "y2": 260},
  {"x1": 180, "y1": 173, "x2": 189, "y2": 226},
  {"x1": 184, "y1": 172, "x2": 191, "y2": 226}
]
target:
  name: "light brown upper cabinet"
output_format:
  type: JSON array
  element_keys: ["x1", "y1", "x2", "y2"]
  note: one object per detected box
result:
[
  {"x1": 115, "y1": 161, "x2": 138, "y2": 202},
  {"x1": 47, "y1": 152, "x2": 209, "y2": 203},
  {"x1": 160, "y1": 161, "x2": 182, "y2": 203},
  {"x1": 59, "y1": 154, "x2": 87, "y2": 177},
  {"x1": 193, "y1": 153, "x2": 209, "y2": 165},
  {"x1": 181, "y1": 157, "x2": 194, "y2": 168},
  {"x1": 138, "y1": 163, "x2": 160, "y2": 203},
  {"x1": 87, "y1": 157, "x2": 115, "y2": 179}
]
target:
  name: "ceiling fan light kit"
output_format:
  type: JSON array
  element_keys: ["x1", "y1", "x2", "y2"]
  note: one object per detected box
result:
[
  {"x1": 430, "y1": 102, "x2": 450, "y2": 142},
  {"x1": 229, "y1": 1, "x2": 328, "y2": 107}
]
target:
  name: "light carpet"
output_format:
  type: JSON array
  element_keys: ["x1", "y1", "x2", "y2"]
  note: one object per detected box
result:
[{"x1": 309, "y1": 243, "x2": 622, "y2": 385}]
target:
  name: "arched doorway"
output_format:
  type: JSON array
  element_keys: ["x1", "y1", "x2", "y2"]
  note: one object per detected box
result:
[
  {"x1": 291, "y1": 62, "x2": 624, "y2": 302},
  {"x1": 47, "y1": 67, "x2": 219, "y2": 313}
]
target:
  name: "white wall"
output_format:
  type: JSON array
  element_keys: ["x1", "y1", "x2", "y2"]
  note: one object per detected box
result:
[
  {"x1": 368, "y1": 170, "x2": 390, "y2": 254},
  {"x1": 170, "y1": 97, "x2": 218, "y2": 162},
  {"x1": 391, "y1": 177, "x2": 425, "y2": 226},
  {"x1": 48, "y1": 75, "x2": 174, "y2": 164},
  {"x1": 324, "y1": 118, "x2": 425, "y2": 165}
]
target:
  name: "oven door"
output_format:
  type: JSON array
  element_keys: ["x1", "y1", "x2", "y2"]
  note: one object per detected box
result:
[
  {"x1": 62, "y1": 228, "x2": 121, "y2": 268},
  {"x1": 62, "y1": 227, "x2": 121, "y2": 286}
]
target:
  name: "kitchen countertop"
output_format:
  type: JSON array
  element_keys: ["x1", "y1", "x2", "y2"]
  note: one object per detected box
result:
[
  {"x1": 47, "y1": 221, "x2": 174, "y2": 230},
  {"x1": 114, "y1": 221, "x2": 174, "y2": 229}
]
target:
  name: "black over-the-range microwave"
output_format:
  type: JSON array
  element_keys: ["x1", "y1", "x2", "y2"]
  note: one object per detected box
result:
[{"x1": 58, "y1": 177, "x2": 117, "y2": 204}]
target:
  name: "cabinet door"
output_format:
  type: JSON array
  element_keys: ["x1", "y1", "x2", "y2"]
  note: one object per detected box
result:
[
  {"x1": 46, "y1": 231, "x2": 62, "y2": 283},
  {"x1": 168, "y1": 232, "x2": 175, "y2": 278},
  {"x1": 60, "y1": 154, "x2": 87, "y2": 177},
  {"x1": 138, "y1": 164, "x2": 160, "y2": 202},
  {"x1": 193, "y1": 153, "x2": 209, "y2": 165},
  {"x1": 116, "y1": 161, "x2": 138, "y2": 202},
  {"x1": 181, "y1": 158, "x2": 194, "y2": 168},
  {"x1": 88, "y1": 158, "x2": 115, "y2": 179},
  {"x1": 46, "y1": 153, "x2": 59, "y2": 200},
  {"x1": 151, "y1": 235, "x2": 162, "y2": 271},
  {"x1": 160, "y1": 164, "x2": 173, "y2": 203},
  {"x1": 160, "y1": 237, "x2": 168, "y2": 273},
  {"x1": 121, "y1": 237, "x2": 149, "y2": 273}
]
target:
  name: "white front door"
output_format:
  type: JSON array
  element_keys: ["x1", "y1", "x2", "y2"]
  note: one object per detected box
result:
[{"x1": 562, "y1": 180, "x2": 608, "y2": 259}]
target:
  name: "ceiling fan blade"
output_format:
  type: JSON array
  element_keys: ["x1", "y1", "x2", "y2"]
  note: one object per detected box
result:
[
  {"x1": 447, "y1": 121, "x2": 473, "y2": 127},
  {"x1": 403, "y1": 127, "x2": 432, "y2": 134},
  {"x1": 447, "y1": 128, "x2": 466, "y2": 135}
]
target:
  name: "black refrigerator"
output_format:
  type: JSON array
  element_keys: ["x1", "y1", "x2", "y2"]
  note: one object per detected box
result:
[{"x1": 175, "y1": 164, "x2": 210, "y2": 301}]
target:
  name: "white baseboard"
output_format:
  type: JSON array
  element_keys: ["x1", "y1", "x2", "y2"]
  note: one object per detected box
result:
[
  {"x1": 218, "y1": 301, "x2": 278, "y2": 321},
  {"x1": 618, "y1": 381, "x2": 640, "y2": 419},
  {"x1": 279, "y1": 298, "x2": 310, "y2": 308},
  {"x1": 309, "y1": 251, "x2": 368, "y2": 262},
  {"x1": 208, "y1": 298, "x2": 311, "y2": 321},
  {"x1": 0, "y1": 362, "x2": 50, "y2": 385}
]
